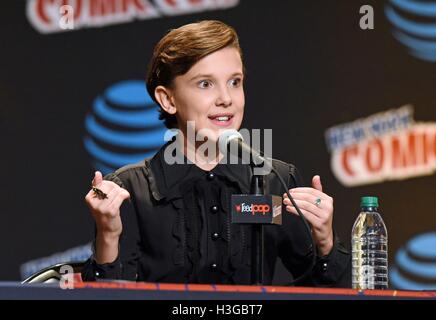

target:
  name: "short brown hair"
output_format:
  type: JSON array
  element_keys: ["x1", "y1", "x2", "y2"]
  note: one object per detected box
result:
[{"x1": 146, "y1": 20, "x2": 243, "y2": 129}]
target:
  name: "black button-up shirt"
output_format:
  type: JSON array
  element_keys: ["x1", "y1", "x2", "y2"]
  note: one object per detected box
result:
[{"x1": 82, "y1": 143, "x2": 351, "y2": 286}]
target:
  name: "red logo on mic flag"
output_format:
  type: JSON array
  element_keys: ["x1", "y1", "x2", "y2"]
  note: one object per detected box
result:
[{"x1": 235, "y1": 205, "x2": 241, "y2": 212}]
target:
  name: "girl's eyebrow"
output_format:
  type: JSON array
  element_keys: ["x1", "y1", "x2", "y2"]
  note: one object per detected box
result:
[
  {"x1": 189, "y1": 74, "x2": 213, "y2": 81},
  {"x1": 189, "y1": 72, "x2": 244, "y2": 81},
  {"x1": 230, "y1": 72, "x2": 244, "y2": 78}
]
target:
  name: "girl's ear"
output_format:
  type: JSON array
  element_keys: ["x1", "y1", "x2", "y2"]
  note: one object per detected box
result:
[{"x1": 154, "y1": 86, "x2": 176, "y2": 115}]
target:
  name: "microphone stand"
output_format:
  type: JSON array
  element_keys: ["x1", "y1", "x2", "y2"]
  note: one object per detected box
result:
[{"x1": 250, "y1": 166, "x2": 264, "y2": 285}]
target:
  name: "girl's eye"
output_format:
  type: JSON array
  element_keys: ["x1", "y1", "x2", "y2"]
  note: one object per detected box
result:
[
  {"x1": 198, "y1": 80, "x2": 212, "y2": 88},
  {"x1": 229, "y1": 78, "x2": 242, "y2": 87}
]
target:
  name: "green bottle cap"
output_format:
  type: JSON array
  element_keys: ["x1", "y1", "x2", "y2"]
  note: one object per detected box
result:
[{"x1": 361, "y1": 196, "x2": 379, "y2": 208}]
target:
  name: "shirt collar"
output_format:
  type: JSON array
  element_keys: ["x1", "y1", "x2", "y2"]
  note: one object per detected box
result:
[{"x1": 149, "y1": 141, "x2": 252, "y2": 200}]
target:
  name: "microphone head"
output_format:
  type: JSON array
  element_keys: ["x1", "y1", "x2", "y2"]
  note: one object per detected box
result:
[{"x1": 218, "y1": 129, "x2": 243, "y2": 154}]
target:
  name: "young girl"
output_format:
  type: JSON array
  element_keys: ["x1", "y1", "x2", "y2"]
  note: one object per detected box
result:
[{"x1": 82, "y1": 20, "x2": 350, "y2": 286}]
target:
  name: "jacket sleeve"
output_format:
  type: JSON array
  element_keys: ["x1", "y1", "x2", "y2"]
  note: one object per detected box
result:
[
  {"x1": 81, "y1": 171, "x2": 141, "y2": 282},
  {"x1": 277, "y1": 165, "x2": 352, "y2": 288}
]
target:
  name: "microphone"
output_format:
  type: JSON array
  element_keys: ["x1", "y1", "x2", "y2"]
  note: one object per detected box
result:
[
  {"x1": 218, "y1": 129, "x2": 265, "y2": 166},
  {"x1": 219, "y1": 131, "x2": 316, "y2": 285},
  {"x1": 219, "y1": 130, "x2": 281, "y2": 285},
  {"x1": 218, "y1": 130, "x2": 282, "y2": 225}
]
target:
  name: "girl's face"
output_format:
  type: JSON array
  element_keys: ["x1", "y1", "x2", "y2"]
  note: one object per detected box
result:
[{"x1": 169, "y1": 46, "x2": 245, "y2": 141}]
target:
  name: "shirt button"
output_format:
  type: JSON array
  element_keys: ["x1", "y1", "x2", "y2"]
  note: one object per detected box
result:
[
  {"x1": 210, "y1": 263, "x2": 218, "y2": 270},
  {"x1": 211, "y1": 232, "x2": 219, "y2": 240},
  {"x1": 210, "y1": 205, "x2": 219, "y2": 214},
  {"x1": 207, "y1": 172, "x2": 215, "y2": 180},
  {"x1": 322, "y1": 262, "x2": 328, "y2": 272}
]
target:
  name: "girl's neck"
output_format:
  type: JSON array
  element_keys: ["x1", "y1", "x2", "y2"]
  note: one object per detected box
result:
[{"x1": 182, "y1": 138, "x2": 223, "y2": 172}]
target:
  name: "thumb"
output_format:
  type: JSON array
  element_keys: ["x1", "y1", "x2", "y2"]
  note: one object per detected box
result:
[
  {"x1": 312, "y1": 175, "x2": 323, "y2": 192},
  {"x1": 92, "y1": 171, "x2": 103, "y2": 187}
]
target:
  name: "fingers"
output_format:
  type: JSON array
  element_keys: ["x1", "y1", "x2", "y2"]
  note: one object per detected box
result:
[
  {"x1": 285, "y1": 196, "x2": 334, "y2": 256},
  {"x1": 312, "y1": 175, "x2": 323, "y2": 192},
  {"x1": 92, "y1": 171, "x2": 103, "y2": 187},
  {"x1": 85, "y1": 179, "x2": 128, "y2": 210},
  {"x1": 283, "y1": 188, "x2": 332, "y2": 201},
  {"x1": 282, "y1": 176, "x2": 328, "y2": 201},
  {"x1": 106, "y1": 188, "x2": 130, "y2": 213},
  {"x1": 283, "y1": 198, "x2": 325, "y2": 219},
  {"x1": 284, "y1": 191, "x2": 333, "y2": 209},
  {"x1": 86, "y1": 185, "x2": 130, "y2": 217},
  {"x1": 106, "y1": 186, "x2": 130, "y2": 204},
  {"x1": 284, "y1": 204, "x2": 321, "y2": 226},
  {"x1": 284, "y1": 201, "x2": 333, "y2": 232},
  {"x1": 84, "y1": 188, "x2": 95, "y2": 205},
  {"x1": 93, "y1": 181, "x2": 117, "y2": 198}
]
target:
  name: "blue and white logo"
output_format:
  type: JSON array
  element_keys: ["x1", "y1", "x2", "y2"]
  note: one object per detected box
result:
[
  {"x1": 390, "y1": 232, "x2": 436, "y2": 290},
  {"x1": 20, "y1": 243, "x2": 92, "y2": 280},
  {"x1": 386, "y1": 0, "x2": 436, "y2": 62},
  {"x1": 84, "y1": 80, "x2": 167, "y2": 174}
]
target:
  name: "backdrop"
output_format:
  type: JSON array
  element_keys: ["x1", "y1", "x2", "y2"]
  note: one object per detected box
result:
[{"x1": 2, "y1": 0, "x2": 436, "y2": 289}]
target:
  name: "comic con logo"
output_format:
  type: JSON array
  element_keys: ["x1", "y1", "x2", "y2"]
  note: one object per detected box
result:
[
  {"x1": 390, "y1": 233, "x2": 436, "y2": 290},
  {"x1": 235, "y1": 203, "x2": 271, "y2": 215},
  {"x1": 325, "y1": 105, "x2": 436, "y2": 187},
  {"x1": 26, "y1": 0, "x2": 240, "y2": 34},
  {"x1": 386, "y1": 0, "x2": 436, "y2": 62},
  {"x1": 84, "y1": 80, "x2": 167, "y2": 174}
]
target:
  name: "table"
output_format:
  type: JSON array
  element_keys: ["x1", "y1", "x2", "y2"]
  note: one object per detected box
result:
[{"x1": 1, "y1": 281, "x2": 435, "y2": 300}]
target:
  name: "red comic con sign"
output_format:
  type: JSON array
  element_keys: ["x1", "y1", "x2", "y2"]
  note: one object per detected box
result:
[
  {"x1": 326, "y1": 106, "x2": 436, "y2": 187},
  {"x1": 26, "y1": 0, "x2": 240, "y2": 33}
]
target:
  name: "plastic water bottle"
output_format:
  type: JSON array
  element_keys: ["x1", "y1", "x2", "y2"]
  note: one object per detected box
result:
[{"x1": 351, "y1": 196, "x2": 388, "y2": 289}]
